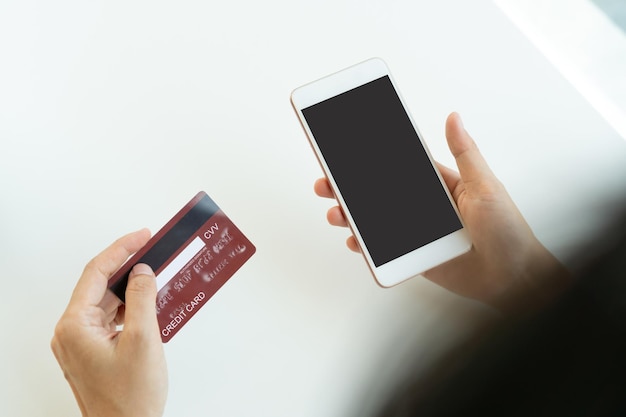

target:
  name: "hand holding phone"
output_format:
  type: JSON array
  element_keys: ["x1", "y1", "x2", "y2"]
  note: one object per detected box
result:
[
  {"x1": 307, "y1": 97, "x2": 571, "y2": 313},
  {"x1": 291, "y1": 58, "x2": 471, "y2": 287}
]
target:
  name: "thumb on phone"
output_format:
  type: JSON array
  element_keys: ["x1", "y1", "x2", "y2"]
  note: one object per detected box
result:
[{"x1": 445, "y1": 112, "x2": 498, "y2": 191}]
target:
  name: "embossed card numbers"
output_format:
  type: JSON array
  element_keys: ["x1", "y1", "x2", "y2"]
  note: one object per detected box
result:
[{"x1": 108, "y1": 192, "x2": 256, "y2": 342}]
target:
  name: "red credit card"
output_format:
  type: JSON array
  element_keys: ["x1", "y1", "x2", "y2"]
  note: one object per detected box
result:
[{"x1": 107, "y1": 191, "x2": 256, "y2": 342}]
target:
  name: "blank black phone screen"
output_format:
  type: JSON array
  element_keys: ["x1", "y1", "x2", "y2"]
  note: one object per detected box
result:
[{"x1": 302, "y1": 76, "x2": 462, "y2": 267}]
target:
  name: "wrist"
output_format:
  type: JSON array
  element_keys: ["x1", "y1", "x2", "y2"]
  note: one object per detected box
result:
[
  {"x1": 492, "y1": 241, "x2": 571, "y2": 316},
  {"x1": 85, "y1": 407, "x2": 165, "y2": 417}
]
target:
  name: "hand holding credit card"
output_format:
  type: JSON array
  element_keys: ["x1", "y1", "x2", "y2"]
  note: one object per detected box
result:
[{"x1": 107, "y1": 191, "x2": 256, "y2": 342}]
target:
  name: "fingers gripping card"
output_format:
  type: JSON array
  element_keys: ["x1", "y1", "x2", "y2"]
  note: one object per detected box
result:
[{"x1": 107, "y1": 191, "x2": 256, "y2": 342}]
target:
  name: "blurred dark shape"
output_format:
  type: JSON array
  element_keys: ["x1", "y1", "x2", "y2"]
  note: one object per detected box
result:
[{"x1": 376, "y1": 212, "x2": 626, "y2": 417}]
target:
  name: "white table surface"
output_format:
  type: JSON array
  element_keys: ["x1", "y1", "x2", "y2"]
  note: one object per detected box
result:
[{"x1": 1, "y1": 1, "x2": 626, "y2": 416}]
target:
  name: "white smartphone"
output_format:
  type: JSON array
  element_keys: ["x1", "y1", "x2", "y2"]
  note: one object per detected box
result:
[{"x1": 291, "y1": 58, "x2": 471, "y2": 287}]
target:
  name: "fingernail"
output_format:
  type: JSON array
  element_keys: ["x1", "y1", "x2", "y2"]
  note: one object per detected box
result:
[
  {"x1": 455, "y1": 112, "x2": 464, "y2": 129},
  {"x1": 131, "y1": 263, "x2": 154, "y2": 277}
]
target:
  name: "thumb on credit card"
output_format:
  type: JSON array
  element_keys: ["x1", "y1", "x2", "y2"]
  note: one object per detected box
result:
[{"x1": 123, "y1": 263, "x2": 160, "y2": 340}]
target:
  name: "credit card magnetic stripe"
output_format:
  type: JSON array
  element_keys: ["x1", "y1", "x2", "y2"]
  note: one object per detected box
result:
[{"x1": 109, "y1": 193, "x2": 220, "y2": 302}]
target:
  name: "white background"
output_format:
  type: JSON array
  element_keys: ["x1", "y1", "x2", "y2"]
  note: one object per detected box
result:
[{"x1": 1, "y1": 1, "x2": 626, "y2": 416}]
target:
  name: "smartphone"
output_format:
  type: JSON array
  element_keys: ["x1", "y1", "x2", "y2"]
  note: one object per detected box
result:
[{"x1": 290, "y1": 58, "x2": 471, "y2": 287}]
